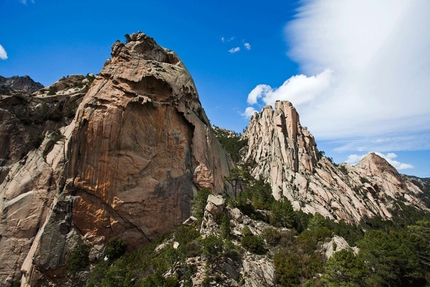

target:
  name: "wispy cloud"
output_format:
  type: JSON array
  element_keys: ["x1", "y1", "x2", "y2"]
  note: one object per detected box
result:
[
  {"x1": 0, "y1": 45, "x2": 8, "y2": 60},
  {"x1": 346, "y1": 152, "x2": 414, "y2": 170},
  {"x1": 244, "y1": 0, "x2": 430, "y2": 153},
  {"x1": 19, "y1": 0, "x2": 35, "y2": 4},
  {"x1": 229, "y1": 47, "x2": 240, "y2": 54},
  {"x1": 222, "y1": 36, "x2": 251, "y2": 54},
  {"x1": 221, "y1": 36, "x2": 235, "y2": 43}
]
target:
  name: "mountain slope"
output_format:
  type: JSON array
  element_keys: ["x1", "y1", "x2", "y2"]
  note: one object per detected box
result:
[
  {"x1": 0, "y1": 75, "x2": 44, "y2": 94},
  {"x1": 241, "y1": 100, "x2": 428, "y2": 223}
]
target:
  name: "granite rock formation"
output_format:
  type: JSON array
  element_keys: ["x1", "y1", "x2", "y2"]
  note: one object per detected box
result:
[
  {"x1": 0, "y1": 32, "x2": 232, "y2": 286},
  {"x1": 242, "y1": 100, "x2": 428, "y2": 223}
]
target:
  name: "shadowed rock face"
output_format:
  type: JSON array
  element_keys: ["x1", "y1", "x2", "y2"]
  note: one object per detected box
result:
[
  {"x1": 0, "y1": 75, "x2": 44, "y2": 93},
  {"x1": 242, "y1": 100, "x2": 428, "y2": 223},
  {"x1": 0, "y1": 32, "x2": 232, "y2": 285}
]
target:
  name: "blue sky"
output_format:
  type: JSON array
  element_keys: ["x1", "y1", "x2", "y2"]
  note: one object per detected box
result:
[{"x1": 1, "y1": 0, "x2": 429, "y2": 178}]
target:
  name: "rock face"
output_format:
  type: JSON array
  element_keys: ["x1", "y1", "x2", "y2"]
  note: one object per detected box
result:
[
  {"x1": 0, "y1": 75, "x2": 44, "y2": 94},
  {"x1": 0, "y1": 32, "x2": 232, "y2": 285},
  {"x1": 242, "y1": 100, "x2": 428, "y2": 223}
]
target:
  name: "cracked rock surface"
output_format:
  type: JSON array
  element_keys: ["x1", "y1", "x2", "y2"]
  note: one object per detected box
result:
[{"x1": 0, "y1": 32, "x2": 232, "y2": 285}]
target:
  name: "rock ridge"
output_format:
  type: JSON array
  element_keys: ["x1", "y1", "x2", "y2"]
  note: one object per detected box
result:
[
  {"x1": 242, "y1": 100, "x2": 428, "y2": 223},
  {"x1": 0, "y1": 75, "x2": 44, "y2": 94}
]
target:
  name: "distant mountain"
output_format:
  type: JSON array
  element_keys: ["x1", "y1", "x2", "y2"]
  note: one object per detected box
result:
[
  {"x1": 240, "y1": 101, "x2": 429, "y2": 223},
  {"x1": 0, "y1": 75, "x2": 44, "y2": 93}
]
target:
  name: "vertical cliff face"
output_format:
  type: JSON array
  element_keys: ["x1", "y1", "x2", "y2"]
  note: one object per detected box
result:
[
  {"x1": 242, "y1": 101, "x2": 428, "y2": 223},
  {"x1": 65, "y1": 33, "x2": 232, "y2": 248},
  {"x1": 0, "y1": 32, "x2": 232, "y2": 285},
  {"x1": 243, "y1": 101, "x2": 319, "y2": 199}
]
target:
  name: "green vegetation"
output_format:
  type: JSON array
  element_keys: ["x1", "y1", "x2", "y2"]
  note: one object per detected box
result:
[
  {"x1": 47, "y1": 86, "x2": 57, "y2": 95},
  {"x1": 338, "y1": 164, "x2": 348, "y2": 175},
  {"x1": 212, "y1": 126, "x2": 247, "y2": 162},
  {"x1": 104, "y1": 237, "x2": 127, "y2": 262},
  {"x1": 270, "y1": 198, "x2": 296, "y2": 229},
  {"x1": 242, "y1": 233, "x2": 265, "y2": 254},
  {"x1": 191, "y1": 188, "x2": 212, "y2": 219},
  {"x1": 67, "y1": 243, "x2": 90, "y2": 275},
  {"x1": 321, "y1": 249, "x2": 368, "y2": 286}
]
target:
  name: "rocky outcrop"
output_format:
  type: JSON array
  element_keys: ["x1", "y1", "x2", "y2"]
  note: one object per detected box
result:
[
  {"x1": 242, "y1": 100, "x2": 428, "y2": 223},
  {"x1": 0, "y1": 75, "x2": 88, "y2": 286},
  {"x1": 0, "y1": 75, "x2": 44, "y2": 94},
  {"x1": 0, "y1": 32, "x2": 232, "y2": 285}
]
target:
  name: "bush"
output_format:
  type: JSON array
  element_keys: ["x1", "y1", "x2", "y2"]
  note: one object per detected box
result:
[
  {"x1": 224, "y1": 240, "x2": 241, "y2": 261},
  {"x1": 192, "y1": 188, "x2": 212, "y2": 219},
  {"x1": 66, "y1": 243, "x2": 90, "y2": 275},
  {"x1": 263, "y1": 227, "x2": 282, "y2": 246},
  {"x1": 321, "y1": 249, "x2": 369, "y2": 286},
  {"x1": 104, "y1": 237, "x2": 127, "y2": 261},
  {"x1": 174, "y1": 225, "x2": 200, "y2": 246},
  {"x1": 29, "y1": 135, "x2": 44, "y2": 149},
  {"x1": 200, "y1": 235, "x2": 224, "y2": 262},
  {"x1": 220, "y1": 214, "x2": 231, "y2": 239},
  {"x1": 270, "y1": 198, "x2": 296, "y2": 228},
  {"x1": 242, "y1": 235, "x2": 265, "y2": 255},
  {"x1": 338, "y1": 165, "x2": 348, "y2": 175},
  {"x1": 241, "y1": 226, "x2": 253, "y2": 237},
  {"x1": 47, "y1": 86, "x2": 57, "y2": 95}
]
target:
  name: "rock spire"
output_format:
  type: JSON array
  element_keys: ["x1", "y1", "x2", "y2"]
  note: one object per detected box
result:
[{"x1": 242, "y1": 101, "x2": 428, "y2": 223}]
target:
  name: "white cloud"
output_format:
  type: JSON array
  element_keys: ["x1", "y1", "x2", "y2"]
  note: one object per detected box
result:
[
  {"x1": 229, "y1": 47, "x2": 240, "y2": 54},
  {"x1": 345, "y1": 154, "x2": 364, "y2": 165},
  {"x1": 246, "y1": 69, "x2": 332, "y2": 108},
  {"x1": 245, "y1": 0, "x2": 430, "y2": 154},
  {"x1": 242, "y1": 107, "x2": 258, "y2": 118},
  {"x1": 19, "y1": 0, "x2": 34, "y2": 3},
  {"x1": 247, "y1": 84, "x2": 270, "y2": 105},
  {"x1": 345, "y1": 152, "x2": 414, "y2": 170},
  {"x1": 244, "y1": 43, "x2": 251, "y2": 50},
  {"x1": 221, "y1": 36, "x2": 235, "y2": 43},
  {"x1": 0, "y1": 45, "x2": 7, "y2": 60}
]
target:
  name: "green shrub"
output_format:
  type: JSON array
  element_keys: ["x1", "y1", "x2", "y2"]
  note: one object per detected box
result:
[
  {"x1": 47, "y1": 86, "x2": 57, "y2": 95},
  {"x1": 270, "y1": 198, "x2": 296, "y2": 228},
  {"x1": 321, "y1": 249, "x2": 369, "y2": 287},
  {"x1": 263, "y1": 227, "x2": 282, "y2": 246},
  {"x1": 338, "y1": 165, "x2": 348, "y2": 175},
  {"x1": 242, "y1": 235, "x2": 265, "y2": 255},
  {"x1": 66, "y1": 243, "x2": 90, "y2": 275},
  {"x1": 104, "y1": 237, "x2": 127, "y2": 261},
  {"x1": 220, "y1": 214, "x2": 231, "y2": 239},
  {"x1": 174, "y1": 225, "x2": 200, "y2": 246},
  {"x1": 360, "y1": 176, "x2": 371, "y2": 184},
  {"x1": 29, "y1": 135, "x2": 44, "y2": 149},
  {"x1": 241, "y1": 226, "x2": 253, "y2": 237},
  {"x1": 192, "y1": 188, "x2": 212, "y2": 219},
  {"x1": 200, "y1": 235, "x2": 224, "y2": 261},
  {"x1": 224, "y1": 240, "x2": 241, "y2": 261}
]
